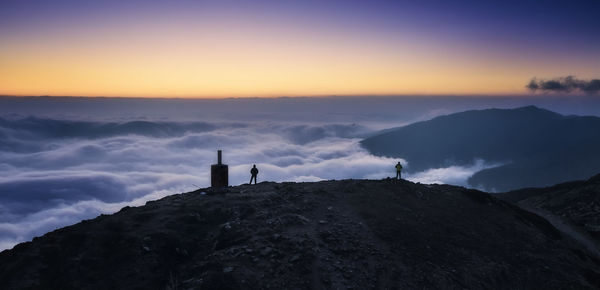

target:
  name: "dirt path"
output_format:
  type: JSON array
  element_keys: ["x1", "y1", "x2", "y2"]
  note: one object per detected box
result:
[{"x1": 520, "y1": 203, "x2": 600, "y2": 257}]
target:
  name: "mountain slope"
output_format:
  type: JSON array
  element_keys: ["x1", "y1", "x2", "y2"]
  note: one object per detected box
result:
[
  {"x1": 499, "y1": 174, "x2": 600, "y2": 244},
  {"x1": 1, "y1": 179, "x2": 600, "y2": 289},
  {"x1": 360, "y1": 106, "x2": 600, "y2": 191}
]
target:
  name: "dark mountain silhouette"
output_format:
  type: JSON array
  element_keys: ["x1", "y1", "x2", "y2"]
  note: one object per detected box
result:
[
  {"x1": 499, "y1": 174, "x2": 600, "y2": 245},
  {"x1": 1, "y1": 179, "x2": 600, "y2": 289},
  {"x1": 360, "y1": 106, "x2": 600, "y2": 191}
]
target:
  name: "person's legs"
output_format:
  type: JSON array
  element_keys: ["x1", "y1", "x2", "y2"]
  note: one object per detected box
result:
[{"x1": 396, "y1": 171, "x2": 400, "y2": 179}]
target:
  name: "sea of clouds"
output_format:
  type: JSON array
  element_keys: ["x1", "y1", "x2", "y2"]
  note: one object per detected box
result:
[{"x1": 1, "y1": 96, "x2": 598, "y2": 250}]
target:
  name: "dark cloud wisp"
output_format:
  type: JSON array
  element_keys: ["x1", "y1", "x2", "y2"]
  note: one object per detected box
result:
[{"x1": 527, "y1": 76, "x2": 600, "y2": 94}]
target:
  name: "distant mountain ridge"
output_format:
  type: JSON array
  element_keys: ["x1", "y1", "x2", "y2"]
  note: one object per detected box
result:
[{"x1": 360, "y1": 106, "x2": 600, "y2": 191}]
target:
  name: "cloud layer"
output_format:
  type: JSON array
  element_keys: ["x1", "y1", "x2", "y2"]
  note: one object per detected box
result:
[
  {"x1": 527, "y1": 76, "x2": 600, "y2": 94},
  {"x1": 0, "y1": 118, "x2": 385, "y2": 249},
  {"x1": 6, "y1": 96, "x2": 578, "y2": 251}
]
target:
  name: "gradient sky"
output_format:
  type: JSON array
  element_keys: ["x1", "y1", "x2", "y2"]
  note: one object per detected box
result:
[{"x1": 1, "y1": 0, "x2": 599, "y2": 97}]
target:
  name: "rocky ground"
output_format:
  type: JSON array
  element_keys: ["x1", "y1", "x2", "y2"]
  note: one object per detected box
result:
[
  {"x1": 500, "y1": 174, "x2": 600, "y2": 247},
  {"x1": 1, "y1": 179, "x2": 600, "y2": 289}
]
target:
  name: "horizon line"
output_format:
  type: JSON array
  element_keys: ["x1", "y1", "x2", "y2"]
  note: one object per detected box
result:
[{"x1": 0, "y1": 93, "x2": 590, "y2": 100}]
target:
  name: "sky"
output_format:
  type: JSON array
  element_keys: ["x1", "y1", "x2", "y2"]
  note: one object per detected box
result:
[{"x1": 1, "y1": 0, "x2": 599, "y2": 97}]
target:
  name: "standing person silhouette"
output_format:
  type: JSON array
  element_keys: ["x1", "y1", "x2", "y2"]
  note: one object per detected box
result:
[
  {"x1": 395, "y1": 162, "x2": 403, "y2": 180},
  {"x1": 250, "y1": 164, "x2": 259, "y2": 184}
]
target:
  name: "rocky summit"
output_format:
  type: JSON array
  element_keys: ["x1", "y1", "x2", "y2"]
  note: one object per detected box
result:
[{"x1": 1, "y1": 179, "x2": 600, "y2": 289}]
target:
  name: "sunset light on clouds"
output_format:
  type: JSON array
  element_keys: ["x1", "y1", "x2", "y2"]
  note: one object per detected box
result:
[{"x1": 1, "y1": 0, "x2": 599, "y2": 97}]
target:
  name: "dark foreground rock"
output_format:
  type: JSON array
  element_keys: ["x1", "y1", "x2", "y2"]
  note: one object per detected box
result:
[{"x1": 1, "y1": 179, "x2": 600, "y2": 289}]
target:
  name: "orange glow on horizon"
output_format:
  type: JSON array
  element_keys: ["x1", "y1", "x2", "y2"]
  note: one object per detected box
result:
[{"x1": 1, "y1": 13, "x2": 598, "y2": 98}]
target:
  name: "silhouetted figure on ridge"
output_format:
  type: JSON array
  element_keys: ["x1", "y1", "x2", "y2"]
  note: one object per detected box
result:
[
  {"x1": 250, "y1": 164, "x2": 259, "y2": 184},
  {"x1": 395, "y1": 162, "x2": 403, "y2": 180}
]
